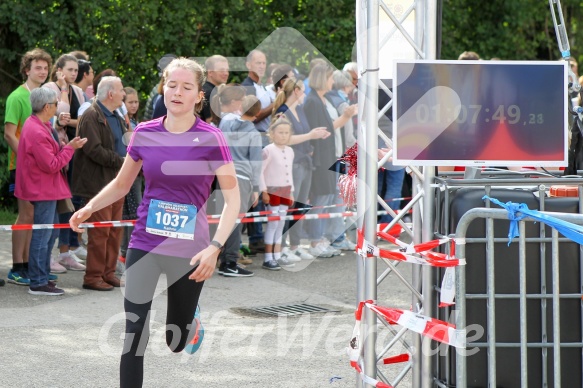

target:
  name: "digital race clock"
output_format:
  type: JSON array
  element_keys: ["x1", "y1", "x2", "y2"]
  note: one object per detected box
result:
[{"x1": 393, "y1": 60, "x2": 568, "y2": 167}]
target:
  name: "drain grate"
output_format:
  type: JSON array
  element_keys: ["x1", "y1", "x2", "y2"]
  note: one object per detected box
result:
[{"x1": 248, "y1": 303, "x2": 339, "y2": 317}]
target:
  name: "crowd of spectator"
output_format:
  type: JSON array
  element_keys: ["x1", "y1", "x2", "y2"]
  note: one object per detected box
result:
[{"x1": 0, "y1": 47, "x2": 406, "y2": 292}]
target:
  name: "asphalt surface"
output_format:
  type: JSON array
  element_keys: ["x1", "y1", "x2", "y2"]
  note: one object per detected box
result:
[{"x1": 0, "y1": 229, "x2": 413, "y2": 388}]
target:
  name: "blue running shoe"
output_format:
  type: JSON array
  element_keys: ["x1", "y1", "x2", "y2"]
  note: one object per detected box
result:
[
  {"x1": 7, "y1": 270, "x2": 30, "y2": 286},
  {"x1": 48, "y1": 273, "x2": 58, "y2": 282},
  {"x1": 184, "y1": 305, "x2": 204, "y2": 354}
]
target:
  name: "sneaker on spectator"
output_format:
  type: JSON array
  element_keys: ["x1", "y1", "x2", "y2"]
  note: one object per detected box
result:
[
  {"x1": 277, "y1": 256, "x2": 296, "y2": 268},
  {"x1": 70, "y1": 246, "x2": 87, "y2": 261},
  {"x1": 50, "y1": 257, "x2": 67, "y2": 274},
  {"x1": 319, "y1": 242, "x2": 341, "y2": 256},
  {"x1": 48, "y1": 273, "x2": 58, "y2": 282},
  {"x1": 184, "y1": 305, "x2": 205, "y2": 354},
  {"x1": 59, "y1": 252, "x2": 86, "y2": 271},
  {"x1": 281, "y1": 248, "x2": 301, "y2": 262},
  {"x1": 7, "y1": 270, "x2": 30, "y2": 286},
  {"x1": 290, "y1": 247, "x2": 315, "y2": 260},
  {"x1": 308, "y1": 244, "x2": 334, "y2": 258},
  {"x1": 331, "y1": 239, "x2": 357, "y2": 251},
  {"x1": 238, "y1": 251, "x2": 253, "y2": 265},
  {"x1": 28, "y1": 283, "x2": 64, "y2": 296},
  {"x1": 221, "y1": 262, "x2": 254, "y2": 277},
  {"x1": 262, "y1": 260, "x2": 281, "y2": 271}
]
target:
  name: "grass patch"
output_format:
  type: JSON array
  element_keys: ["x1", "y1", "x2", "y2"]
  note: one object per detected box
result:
[{"x1": 0, "y1": 207, "x2": 17, "y2": 225}]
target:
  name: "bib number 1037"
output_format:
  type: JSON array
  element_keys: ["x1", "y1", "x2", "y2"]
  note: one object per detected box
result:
[
  {"x1": 154, "y1": 212, "x2": 189, "y2": 228},
  {"x1": 146, "y1": 199, "x2": 197, "y2": 240}
]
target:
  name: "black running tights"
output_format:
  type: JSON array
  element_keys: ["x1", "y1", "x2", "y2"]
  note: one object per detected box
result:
[{"x1": 119, "y1": 248, "x2": 204, "y2": 388}]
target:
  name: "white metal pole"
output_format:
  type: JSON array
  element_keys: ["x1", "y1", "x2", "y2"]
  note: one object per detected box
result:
[
  {"x1": 421, "y1": 1, "x2": 437, "y2": 387},
  {"x1": 356, "y1": 27, "x2": 366, "y2": 388},
  {"x1": 363, "y1": 0, "x2": 380, "y2": 386},
  {"x1": 412, "y1": 1, "x2": 426, "y2": 386}
]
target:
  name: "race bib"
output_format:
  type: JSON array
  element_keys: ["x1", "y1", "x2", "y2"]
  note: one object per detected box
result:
[{"x1": 146, "y1": 199, "x2": 197, "y2": 240}]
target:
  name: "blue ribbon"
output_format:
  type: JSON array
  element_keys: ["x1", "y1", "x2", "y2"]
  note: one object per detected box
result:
[{"x1": 483, "y1": 195, "x2": 583, "y2": 246}]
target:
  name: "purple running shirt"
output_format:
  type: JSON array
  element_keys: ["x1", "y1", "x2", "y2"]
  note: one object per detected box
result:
[{"x1": 127, "y1": 116, "x2": 232, "y2": 258}]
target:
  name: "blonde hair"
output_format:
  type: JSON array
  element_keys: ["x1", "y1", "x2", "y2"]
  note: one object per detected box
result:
[
  {"x1": 268, "y1": 114, "x2": 293, "y2": 142},
  {"x1": 210, "y1": 83, "x2": 246, "y2": 126},
  {"x1": 309, "y1": 63, "x2": 334, "y2": 91},
  {"x1": 242, "y1": 95, "x2": 261, "y2": 117},
  {"x1": 162, "y1": 57, "x2": 206, "y2": 114},
  {"x1": 272, "y1": 77, "x2": 303, "y2": 120},
  {"x1": 458, "y1": 51, "x2": 480, "y2": 60}
]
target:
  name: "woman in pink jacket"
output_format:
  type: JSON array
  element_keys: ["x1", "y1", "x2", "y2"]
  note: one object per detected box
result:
[{"x1": 15, "y1": 88, "x2": 87, "y2": 296}]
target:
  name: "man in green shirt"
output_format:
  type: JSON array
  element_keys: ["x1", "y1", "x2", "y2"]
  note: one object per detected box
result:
[{"x1": 3, "y1": 48, "x2": 53, "y2": 286}]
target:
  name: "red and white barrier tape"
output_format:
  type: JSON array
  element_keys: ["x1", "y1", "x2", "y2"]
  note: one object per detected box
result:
[
  {"x1": 347, "y1": 300, "x2": 464, "y2": 387},
  {"x1": 0, "y1": 220, "x2": 137, "y2": 231},
  {"x1": 356, "y1": 230, "x2": 461, "y2": 306},
  {"x1": 207, "y1": 203, "x2": 346, "y2": 219},
  {"x1": 368, "y1": 305, "x2": 465, "y2": 348},
  {"x1": 0, "y1": 211, "x2": 405, "y2": 231},
  {"x1": 213, "y1": 211, "x2": 356, "y2": 225},
  {"x1": 207, "y1": 201, "x2": 413, "y2": 219},
  {"x1": 356, "y1": 230, "x2": 464, "y2": 268}
]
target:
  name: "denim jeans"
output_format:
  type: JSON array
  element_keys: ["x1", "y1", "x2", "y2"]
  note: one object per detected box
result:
[
  {"x1": 59, "y1": 158, "x2": 81, "y2": 249},
  {"x1": 58, "y1": 210, "x2": 79, "y2": 248},
  {"x1": 377, "y1": 168, "x2": 406, "y2": 223},
  {"x1": 29, "y1": 201, "x2": 59, "y2": 287}
]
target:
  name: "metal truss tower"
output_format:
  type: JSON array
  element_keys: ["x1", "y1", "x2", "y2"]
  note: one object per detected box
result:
[{"x1": 355, "y1": 0, "x2": 437, "y2": 387}]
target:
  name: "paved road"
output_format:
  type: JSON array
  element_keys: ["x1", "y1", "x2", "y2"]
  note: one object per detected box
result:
[{"x1": 0, "y1": 230, "x2": 413, "y2": 388}]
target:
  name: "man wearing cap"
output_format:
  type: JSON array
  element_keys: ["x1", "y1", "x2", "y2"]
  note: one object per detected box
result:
[{"x1": 142, "y1": 54, "x2": 176, "y2": 121}]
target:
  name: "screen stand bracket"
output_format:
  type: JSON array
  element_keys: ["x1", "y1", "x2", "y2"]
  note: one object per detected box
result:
[{"x1": 464, "y1": 167, "x2": 482, "y2": 179}]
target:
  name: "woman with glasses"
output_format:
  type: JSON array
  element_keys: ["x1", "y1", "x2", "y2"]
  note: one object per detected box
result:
[{"x1": 15, "y1": 88, "x2": 87, "y2": 295}]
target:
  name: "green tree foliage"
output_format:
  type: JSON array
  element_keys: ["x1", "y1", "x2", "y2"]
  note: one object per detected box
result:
[
  {"x1": 441, "y1": 0, "x2": 582, "y2": 62},
  {"x1": 0, "y1": 0, "x2": 356, "y2": 100},
  {"x1": 0, "y1": 0, "x2": 356, "y2": 196},
  {"x1": 0, "y1": 0, "x2": 579, "y2": 207}
]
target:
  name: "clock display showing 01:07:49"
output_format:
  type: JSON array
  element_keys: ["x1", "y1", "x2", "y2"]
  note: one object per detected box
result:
[{"x1": 414, "y1": 104, "x2": 544, "y2": 125}]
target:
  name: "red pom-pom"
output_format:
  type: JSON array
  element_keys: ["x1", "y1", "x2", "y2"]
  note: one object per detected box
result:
[
  {"x1": 338, "y1": 174, "x2": 358, "y2": 207},
  {"x1": 338, "y1": 144, "x2": 359, "y2": 207}
]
